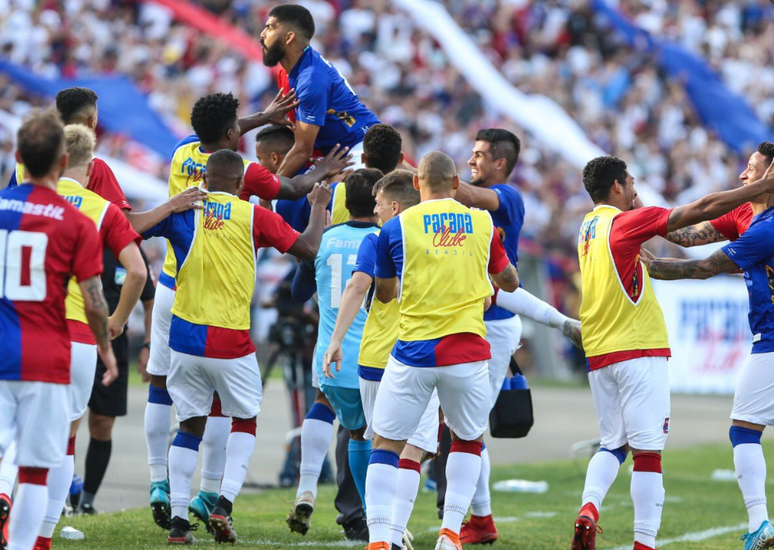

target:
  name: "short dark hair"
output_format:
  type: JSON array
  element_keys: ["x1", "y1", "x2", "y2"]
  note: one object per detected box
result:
[
  {"x1": 583, "y1": 156, "x2": 628, "y2": 204},
  {"x1": 256, "y1": 125, "x2": 295, "y2": 155},
  {"x1": 205, "y1": 149, "x2": 244, "y2": 191},
  {"x1": 17, "y1": 110, "x2": 65, "y2": 178},
  {"x1": 55, "y1": 87, "x2": 98, "y2": 125},
  {"x1": 757, "y1": 141, "x2": 774, "y2": 166},
  {"x1": 373, "y1": 170, "x2": 419, "y2": 208},
  {"x1": 363, "y1": 124, "x2": 402, "y2": 174},
  {"x1": 269, "y1": 4, "x2": 315, "y2": 40},
  {"x1": 475, "y1": 129, "x2": 521, "y2": 176},
  {"x1": 345, "y1": 168, "x2": 382, "y2": 218},
  {"x1": 191, "y1": 93, "x2": 239, "y2": 145}
]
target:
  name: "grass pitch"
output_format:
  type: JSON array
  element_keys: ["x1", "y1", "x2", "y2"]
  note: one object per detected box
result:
[{"x1": 55, "y1": 441, "x2": 768, "y2": 549}]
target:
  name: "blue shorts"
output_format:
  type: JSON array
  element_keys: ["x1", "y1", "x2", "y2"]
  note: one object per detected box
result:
[{"x1": 321, "y1": 386, "x2": 366, "y2": 431}]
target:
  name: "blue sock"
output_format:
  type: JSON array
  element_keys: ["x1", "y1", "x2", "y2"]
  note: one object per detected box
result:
[{"x1": 348, "y1": 438, "x2": 372, "y2": 512}]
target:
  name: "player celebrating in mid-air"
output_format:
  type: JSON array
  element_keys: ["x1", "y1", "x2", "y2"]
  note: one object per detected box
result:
[
  {"x1": 365, "y1": 152, "x2": 519, "y2": 550},
  {"x1": 573, "y1": 155, "x2": 774, "y2": 550},
  {"x1": 260, "y1": 3, "x2": 381, "y2": 224},
  {"x1": 0, "y1": 111, "x2": 113, "y2": 550},
  {"x1": 640, "y1": 145, "x2": 774, "y2": 550}
]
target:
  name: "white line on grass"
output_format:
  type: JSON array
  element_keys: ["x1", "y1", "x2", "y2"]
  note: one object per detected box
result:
[
  {"x1": 606, "y1": 523, "x2": 746, "y2": 550},
  {"x1": 243, "y1": 540, "x2": 362, "y2": 547}
]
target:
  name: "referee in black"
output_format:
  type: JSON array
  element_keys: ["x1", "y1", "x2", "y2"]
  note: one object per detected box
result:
[{"x1": 77, "y1": 248, "x2": 156, "y2": 513}]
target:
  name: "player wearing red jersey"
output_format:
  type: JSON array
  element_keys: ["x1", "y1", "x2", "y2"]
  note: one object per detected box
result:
[{"x1": 0, "y1": 112, "x2": 114, "y2": 550}]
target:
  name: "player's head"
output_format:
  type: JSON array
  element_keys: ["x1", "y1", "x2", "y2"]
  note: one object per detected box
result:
[
  {"x1": 255, "y1": 125, "x2": 295, "y2": 174},
  {"x1": 740, "y1": 141, "x2": 774, "y2": 185},
  {"x1": 191, "y1": 93, "x2": 241, "y2": 150},
  {"x1": 583, "y1": 156, "x2": 636, "y2": 209},
  {"x1": 15, "y1": 110, "x2": 67, "y2": 180},
  {"x1": 468, "y1": 129, "x2": 521, "y2": 187},
  {"x1": 363, "y1": 124, "x2": 403, "y2": 174},
  {"x1": 415, "y1": 151, "x2": 459, "y2": 197},
  {"x1": 261, "y1": 5, "x2": 315, "y2": 67},
  {"x1": 203, "y1": 150, "x2": 245, "y2": 195},
  {"x1": 373, "y1": 170, "x2": 418, "y2": 223},
  {"x1": 56, "y1": 87, "x2": 99, "y2": 130},
  {"x1": 63, "y1": 124, "x2": 96, "y2": 185},
  {"x1": 344, "y1": 168, "x2": 382, "y2": 219}
]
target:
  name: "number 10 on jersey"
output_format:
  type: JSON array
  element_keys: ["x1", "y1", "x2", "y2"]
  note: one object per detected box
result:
[{"x1": 0, "y1": 229, "x2": 49, "y2": 301}]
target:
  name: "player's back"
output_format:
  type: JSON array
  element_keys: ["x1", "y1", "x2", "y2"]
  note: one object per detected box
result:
[
  {"x1": 0, "y1": 184, "x2": 101, "y2": 383},
  {"x1": 386, "y1": 199, "x2": 496, "y2": 342},
  {"x1": 314, "y1": 221, "x2": 379, "y2": 386}
]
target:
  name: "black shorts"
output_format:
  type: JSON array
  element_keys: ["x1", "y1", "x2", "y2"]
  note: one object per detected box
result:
[{"x1": 89, "y1": 333, "x2": 130, "y2": 417}]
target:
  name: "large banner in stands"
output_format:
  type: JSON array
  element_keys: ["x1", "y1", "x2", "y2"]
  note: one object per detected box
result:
[{"x1": 653, "y1": 278, "x2": 751, "y2": 395}]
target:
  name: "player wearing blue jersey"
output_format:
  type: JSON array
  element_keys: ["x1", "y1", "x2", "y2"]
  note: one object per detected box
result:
[
  {"x1": 260, "y1": 4, "x2": 380, "y2": 178},
  {"x1": 287, "y1": 169, "x2": 381, "y2": 537},
  {"x1": 642, "y1": 147, "x2": 774, "y2": 550},
  {"x1": 440, "y1": 129, "x2": 582, "y2": 544}
]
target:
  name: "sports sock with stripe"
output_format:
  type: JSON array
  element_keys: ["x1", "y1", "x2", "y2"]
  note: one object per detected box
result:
[
  {"x1": 366, "y1": 449, "x2": 400, "y2": 544},
  {"x1": 470, "y1": 443, "x2": 492, "y2": 517},
  {"x1": 39, "y1": 436, "x2": 76, "y2": 538},
  {"x1": 201, "y1": 401, "x2": 229, "y2": 494},
  {"x1": 631, "y1": 452, "x2": 664, "y2": 549},
  {"x1": 581, "y1": 447, "x2": 626, "y2": 519},
  {"x1": 145, "y1": 385, "x2": 173, "y2": 482},
  {"x1": 348, "y1": 438, "x2": 371, "y2": 510},
  {"x1": 730, "y1": 426, "x2": 769, "y2": 533},
  {"x1": 391, "y1": 458, "x2": 421, "y2": 547},
  {"x1": 8, "y1": 467, "x2": 48, "y2": 550},
  {"x1": 297, "y1": 404, "x2": 335, "y2": 498},
  {"x1": 442, "y1": 441, "x2": 483, "y2": 535},
  {"x1": 220, "y1": 419, "x2": 256, "y2": 504},
  {"x1": 168, "y1": 431, "x2": 201, "y2": 520}
]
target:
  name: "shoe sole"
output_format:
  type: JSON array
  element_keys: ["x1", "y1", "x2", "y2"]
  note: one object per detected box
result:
[
  {"x1": 151, "y1": 501, "x2": 171, "y2": 530},
  {"x1": 286, "y1": 503, "x2": 314, "y2": 536},
  {"x1": 460, "y1": 536, "x2": 497, "y2": 545},
  {"x1": 167, "y1": 536, "x2": 196, "y2": 545},
  {"x1": 209, "y1": 515, "x2": 237, "y2": 544}
]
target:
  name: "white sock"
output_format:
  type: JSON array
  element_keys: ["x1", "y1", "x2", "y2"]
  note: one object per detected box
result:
[
  {"x1": 631, "y1": 471, "x2": 664, "y2": 548},
  {"x1": 496, "y1": 287, "x2": 568, "y2": 328},
  {"x1": 168, "y1": 436, "x2": 200, "y2": 520},
  {"x1": 471, "y1": 446, "x2": 492, "y2": 517},
  {"x1": 391, "y1": 460, "x2": 421, "y2": 547},
  {"x1": 201, "y1": 416, "x2": 230, "y2": 494},
  {"x1": 145, "y1": 402, "x2": 172, "y2": 482},
  {"x1": 734, "y1": 443, "x2": 769, "y2": 532},
  {"x1": 39, "y1": 454, "x2": 74, "y2": 538},
  {"x1": 0, "y1": 441, "x2": 18, "y2": 497},
  {"x1": 297, "y1": 417, "x2": 334, "y2": 498},
  {"x1": 8, "y1": 477, "x2": 48, "y2": 550},
  {"x1": 582, "y1": 450, "x2": 622, "y2": 511},
  {"x1": 220, "y1": 431, "x2": 256, "y2": 504},
  {"x1": 442, "y1": 444, "x2": 482, "y2": 534},
  {"x1": 366, "y1": 454, "x2": 400, "y2": 544}
]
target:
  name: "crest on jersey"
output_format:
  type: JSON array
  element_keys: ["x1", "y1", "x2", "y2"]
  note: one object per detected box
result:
[
  {"x1": 662, "y1": 416, "x2": 670, "y2": 435},
  {"x1": 327, "y1": 109, "x2": 356, "y2": 127}
]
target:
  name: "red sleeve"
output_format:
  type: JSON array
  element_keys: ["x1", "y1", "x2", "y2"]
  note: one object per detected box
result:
[
  {"x1": 488, "y1": 226, "x2": 510, "y2": 274},
  {"x1": 277, "y1": 68, "x2": 296, "y2": 123},
  {"x1": 252, "y1": 205, "x2": 299, "y2": 253},
  {"x1": 100, "y1": 203, "x2": 141, "y2": 257},
  {"x1": 88, "y1": 158, "x2": 132, "y2": 211},
  {"x1": 710, "y1": 203, "x2": 752, "y2": 241},
  {"x1": 71, "y1": 214, "x2": 103, "y2": 282},
  {"x1": 613, "y1": 206, "x2": 672, "y2": 244},
  {"x1": 241, "y1": 162, "x2": 281, "y2": 201}
]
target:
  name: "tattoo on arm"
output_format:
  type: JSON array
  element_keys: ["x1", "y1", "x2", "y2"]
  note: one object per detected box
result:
[
  {"x1": 666, "y1": 222, "x2": 725, "y2": 247},
  {"x1": 647, "y1": 249, "x2": 738, "y2": 280},
  {"x1": 499, "y1": 264, "x2": 518, "y2": 283},
  {"x1": 84, "y1": 278, "x2": 109, "y2": 344}
]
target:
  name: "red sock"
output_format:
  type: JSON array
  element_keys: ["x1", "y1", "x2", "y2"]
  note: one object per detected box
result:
[
  {"x1": 579, "y1": 502, "x2": 599, "y2": 523},
  {"x1": 633, "y1": 542, "x2": 655, "y2": 550}
]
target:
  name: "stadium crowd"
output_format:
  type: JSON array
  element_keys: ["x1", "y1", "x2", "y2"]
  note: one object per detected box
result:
[{"x1": 1, "y1": 0, "x2": 772, "y2": 261}]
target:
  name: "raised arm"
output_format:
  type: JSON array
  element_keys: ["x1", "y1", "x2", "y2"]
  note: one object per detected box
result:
[
  {"x1": 665, "y1": 220, "x2": 727, "y2": 247},
  {"x1": 642, "y1": 248, "x2": 739, "y2": 280},
  {"x1": 274, "y1": 144, "x2": 353, "y2": 200},
  {"x1": 79, "y1": 275, "x2": 118, "y2": 386},
  {"x1": 322, "y1": 271, "x2": 372, "y2": 377},
  {"x1": 129, "y1": 187, "x2": 206, "y2": 234},
  {"x1": 238, "y1": 89, "x2": 299, "y2": 135},
  {"x1": 286, "y1": 182, "x2": 332, "y2": 260},
  {"x1": 277, "y1": 122, "x2": 321, "y2": 178},
  {"x1": 454, "y1": 181, "x2": 501, "y2": 211}
]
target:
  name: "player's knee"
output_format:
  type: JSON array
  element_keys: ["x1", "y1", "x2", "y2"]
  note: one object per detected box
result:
[
  {"x1": 88, "y1": 413, "x2": 115, "y2": 441},
  {"x1": 349, "y1": 426, "x2": 367, "y2": 440},
  {"x1": 450, "y1": 430, "x2": 484, "y2": 444},
  {"x1": 149, "y1": 375, "x2": 168, "y2": 389},
  {"x1": 180, "y1": 416, "x2": 207, "y2": 438},
  {"x1": 373, "y1": 434, "x2": 405, "y2": 455},
  {"x1": 400, "y1": 444, "x2": 424, "y2": 463},
  {"x1": 600, "y1": 445, "x2": 628, "y2": 464},
  {"x1": 314, "y1": 389, "x2": 331, "y2": 408}
]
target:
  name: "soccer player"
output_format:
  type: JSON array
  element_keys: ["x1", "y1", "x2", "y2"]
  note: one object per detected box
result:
[
  {"x1": 640, "y1": 151, "x2": 774, "y2": 549},
  {"x1": 28, "y1": 124, "x2": 147, "y2": 550},
  {"x1": 288, "y1": 168, "x2": 382, "y2": 533},
  {"x1": 138, "y1": 149, "x2": 332, "y2": 544},
  {"x1": 572, "y1": 155, "x2": 774, "y2": 550},
  {"x1": 365, "y1": 152, "x2": 519, "y2": 550},
  {"x1": 442, "y1": 129, "x2": 582, "y2": 543},
  {"x1": 0, "y1": 111, "x2": 113, "y2": 550},
  {"x1": 143, "y1": 91, "x2": 351, "y2": 529},
  {"x1": 323, "y1": 170, "x2": 438, "y2": 550},
  {"x1": 259, "y1": 4, "x2": 380, "y2": 184}
]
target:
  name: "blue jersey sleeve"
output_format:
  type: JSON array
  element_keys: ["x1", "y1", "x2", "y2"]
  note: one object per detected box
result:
[
  {"x1": 353, "y1": 232, "x2": 378, "y2": 279},
  {"x1": 295, "y1": 69, "x2": 331, "y2": 127},
  {"x1": 492, "y1": 184, "x2": 525, "y2": 228},
  {"x1": 143, "y1": 210, "x2": 196, "y2": 270},
  {"x1": 292, "y1": 260, "x2": 317, "y2": 302},
  {"x1": 375, "y1": 218, "x2": 402, "y2": 279},
  {"x1": 722, "y1": 218, "x2": 774, "y2": 270}
]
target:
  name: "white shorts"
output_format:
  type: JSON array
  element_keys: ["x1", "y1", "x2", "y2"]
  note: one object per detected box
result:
[
  {"x1": 0, "y1": 381, "x2": 69, "y2": 468},
  {"x1": 168, "y1": 350, "x2": 262, "y2": 422},
  {"x1": 372, "y1": 356, "x2": 491, "y2": 442},
  {"x1": 588, "y1": 356, "x2": 670, "y2": 451},
  {"x1": 484, "y1": 316, "x2": 522, "y2": 409},
  {"x1": 147, "y1": 284, "x2": 175, "y2": 377},
  {"x1": 360, "y1": 377, "x2": 440, "y2": 454},
  {"x1": 731, "y1": 352, "x2": 774, "y2": 426},
  {"x1": 69, "y1": 342, "x2": 97, "y2": 422}
]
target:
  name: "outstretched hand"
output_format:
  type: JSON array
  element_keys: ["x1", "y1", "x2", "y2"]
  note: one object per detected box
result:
[
  {"x1": 313, "y1": 144, "x2": 354, "y2": 181},
  {"x1": 261, "y1": 88, "x2": 300, "y2": 129}
]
